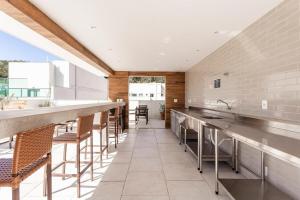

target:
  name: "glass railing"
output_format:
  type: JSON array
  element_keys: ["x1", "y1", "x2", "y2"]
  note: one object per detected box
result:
[
  {"x1": 0, "y1": 78, "x2": 51, "y2": 98},
  {"x1": 0, "y1": 88, "x2": 51, "y2": 98}
]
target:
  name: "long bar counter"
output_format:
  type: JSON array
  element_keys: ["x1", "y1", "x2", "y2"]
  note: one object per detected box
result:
[{"x1": 0, "y1": 102, "x2": 125, "y2": 139}]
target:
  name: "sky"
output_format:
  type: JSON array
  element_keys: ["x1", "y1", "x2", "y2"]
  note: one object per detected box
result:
[{"x1": 0, "y1": 31, "x2": 61, "y2": 62}]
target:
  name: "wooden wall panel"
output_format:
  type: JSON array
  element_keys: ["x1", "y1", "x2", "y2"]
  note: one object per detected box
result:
[
  {"x1": 108, "y1": 71, "x2": 185, "y2": 128},
  {"x1": 165, "y1": 73, "x2": 185, "y2": 128},
  {"x1": 108, "y1": 72, "x2": 129, "y2": 127}
]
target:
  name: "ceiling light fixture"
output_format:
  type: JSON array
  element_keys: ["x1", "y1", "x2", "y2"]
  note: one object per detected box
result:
[{"x1": 162, "y1": 36, "x2": 171, "y2": 44}]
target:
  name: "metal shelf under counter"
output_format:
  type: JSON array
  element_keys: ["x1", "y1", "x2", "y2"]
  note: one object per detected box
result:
[
  {"x1": 186, "y1": 139, "x2": 231, "y2": 162},
  {"x1": 219, "y1": 178, "x2": 293, "y2": 200}
]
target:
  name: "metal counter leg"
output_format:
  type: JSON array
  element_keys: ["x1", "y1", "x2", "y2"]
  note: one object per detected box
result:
[
  {"x1": 232, "y1": 138, "x2": 235, "y2": 171},
  {"x1": 184, "y1": 128, "x2": 187, "y2": 152},
  {"x1": 199, "y1": 124, "x2": 203, "y2": 173},
  {"x1": 179, "y1": 125, "x2": 182, "y2": 145},
  {"x1": 215, "y1": 129, "x2": 219, "y2": 195},
  {"x1": 261, "y1": 152, "x2": 265, "y2": 180},
  {"x1": 235, "y1": 140, "x2": 239, "y2": 173}
]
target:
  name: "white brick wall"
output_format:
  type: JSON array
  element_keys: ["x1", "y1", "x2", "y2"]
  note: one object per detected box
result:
[{"x1": 186, "y1": 0, "x2": 300, "y2": 198}]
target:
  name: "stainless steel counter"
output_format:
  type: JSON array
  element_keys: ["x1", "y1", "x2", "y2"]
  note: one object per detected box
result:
[
  {"x1": 171, "y1": 107, "x2": 299, "y2": 200},
  {"x1": 0, "y1": 102, "x2": 125, "y2": 139},
  {"x1": 171, "y1": 108, "x2": 300, "y2": 168}
]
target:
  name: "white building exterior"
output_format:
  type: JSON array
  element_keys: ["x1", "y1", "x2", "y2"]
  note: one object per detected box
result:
[
  {"x1": 129, "y1": 83, "x2": 165, "y2": 101},
  {"x1": 8, "y1": 61, "x2": 108, "y2": 103},
  {"x1": 129, "y1": 83, "x2": 165, "y2": 119}
]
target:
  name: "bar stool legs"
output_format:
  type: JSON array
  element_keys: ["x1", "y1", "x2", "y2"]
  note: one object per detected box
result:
[
  {"x1": 12, "y1": 188, "x2": 20, "y2": 200},
  {"x1": 43, "y1": 153, "x2": 52, "y2": 200},
  {"x1": 76, "y1": 143, "x2": 81, "y2": 198}
]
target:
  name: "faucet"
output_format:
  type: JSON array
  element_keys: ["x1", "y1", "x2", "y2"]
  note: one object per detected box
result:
[{"x1": 217, "y1": 99, "x2": 232, "y2": 110}]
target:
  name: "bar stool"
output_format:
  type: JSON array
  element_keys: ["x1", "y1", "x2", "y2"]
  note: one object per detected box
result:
[
  {"x1": 108, "y1": 107, "x2": 120, "y2": 148},
  {"x1": 93, "y1": 111, "x2": 109, "y2": 166},
  {"x1": 0, "y1": 124, "x2": 55, "y2": 200},
  {"x1": 118, "y1": 106, "x2": 123, "y2": 134},
  {"x1": 51, "y1": 114, "x2": 94, "y2": 198}
]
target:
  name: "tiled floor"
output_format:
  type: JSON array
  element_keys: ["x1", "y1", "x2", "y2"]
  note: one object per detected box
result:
[
  {"x1": 0, "y1": 128, "x2": 243, "y2": 199},
  {"x1": 129, "y1": 118, "x2": 165, "y2": 129}
]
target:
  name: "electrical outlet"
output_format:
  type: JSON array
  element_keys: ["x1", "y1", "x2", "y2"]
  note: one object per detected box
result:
[
  {"x1": 265, "y1": 166, "x2": 268, "y2": 177},
  {"x1": 174, "y1": 99, "x2": 178, "y2": 103},
  {"x1": 262, "y1": 100, "x2": 268, "y2": 110}
]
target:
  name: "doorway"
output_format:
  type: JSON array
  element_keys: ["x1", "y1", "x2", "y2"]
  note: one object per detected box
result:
[{"x1": 128, "y1": 76, "x2": 165, "y2": 129}]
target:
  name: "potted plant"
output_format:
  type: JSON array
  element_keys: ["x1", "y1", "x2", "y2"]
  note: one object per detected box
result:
[{"x1": 159, "y1": 103, "x2": 165, "y2": 120}]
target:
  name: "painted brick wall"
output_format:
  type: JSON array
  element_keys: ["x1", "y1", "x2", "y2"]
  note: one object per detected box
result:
[
  {"x1": 186, "y1": 0, "x2": 300, "y2": 123},
  {"x1": 186, "y1": 0, "x2": 300, "y2": 199}
]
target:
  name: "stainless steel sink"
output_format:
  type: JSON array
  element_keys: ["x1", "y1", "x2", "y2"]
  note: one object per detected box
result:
[{"x1": 201, "y1": 116, "x2": 223, "y2": 119}]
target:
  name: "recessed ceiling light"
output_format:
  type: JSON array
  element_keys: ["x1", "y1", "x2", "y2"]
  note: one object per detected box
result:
[
  {"x1": 159, "y1": 52, "x2": 166, "y2": 56},
  {"x1": 162, "y1": 36, "x2": 171, "y2": 44},
  {"x1": 214, "y1": 30, "x2": 240, "y2": 37}
]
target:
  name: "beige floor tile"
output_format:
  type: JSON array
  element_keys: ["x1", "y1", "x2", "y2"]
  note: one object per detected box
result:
[
  {"x1": 88, "y1": 182, "x2": 124, "y2": 200},
  {"x1": 123, "y1": 171, "x2": 168, "y2": 195},
  {"x1": 102, "y1": 163, "x2": 129, "y2": 181},
  {"x1": 121, "y1": 195, "x2": 169, "y2": 200},
  {"x1": 112, "y1": 151, "x2": 133, "y2": 163},
  {"x1": 155, "y1": 134, "x2": 178, "y2": 144},
  {"x1": 129, "y1": 158, "x2": 162, "y2": 172},
  {"x1": 158, "y1": 144, "x2": 183, "y2": 152},
  {"x1": 133, "y1": 148, "x2": 160, "y2": 158},
  {"x1": 134, "y1": 143, "x2": 157, "y2": 149},
  {"x1": 167, "y1": 180, "x2": 214, "y2": 200},
  {"x1": 163, "y1": 163, "x2": 203, "y2": 181},
  {"x1": 160, "y1": 151, "x2": 193, "y2": 164}
]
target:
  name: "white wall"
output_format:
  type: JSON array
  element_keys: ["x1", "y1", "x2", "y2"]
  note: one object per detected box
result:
[
  {"x1": 9, "y1": 61, "x2": 108, "y2": 102},
  {"x1": 52, "y1": 61, "x2": 108, "y2": 101},
  {"x1": 9, "y1": 62, "x2": 53, "y2": 88},
  {"x1": 76, "y1": 67, "x2": 108, "y2": 100}
]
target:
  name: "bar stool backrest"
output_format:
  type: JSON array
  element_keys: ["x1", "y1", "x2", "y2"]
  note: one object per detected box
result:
[
  {"x1": 100, "y1": 111, "x2": 108, "y2": 129},
  {"x1": 77, "y1": 114, "x2": 95, "y2": 137},
  {"x1": 12, "y1": 124, "x2": 55, "y2": 175},
  {"x1": 113, "y1": 107, "x2": 120, "y2": 118}
]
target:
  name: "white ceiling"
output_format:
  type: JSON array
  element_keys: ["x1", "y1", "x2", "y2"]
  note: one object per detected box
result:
[{"x1": 30, "y1": 0, "x2": 282, "y2": 72}]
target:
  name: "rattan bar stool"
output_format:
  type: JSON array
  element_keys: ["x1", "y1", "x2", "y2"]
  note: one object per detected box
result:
[
  {"x1": 51, "y1": 114, "x2": 94, "y2": 198},
  {"x1": 0, "y1": 124, "x2": 55, "y2": 200},
  {"x1": 93, "y1": 111, "x2": 109, "y2": 166},
  {"x1": 118, "y1": 106, "x2": 123, "y2": 134},
  {"x1": 108, "y1": 107, "x2": 120, "y2": 148}
]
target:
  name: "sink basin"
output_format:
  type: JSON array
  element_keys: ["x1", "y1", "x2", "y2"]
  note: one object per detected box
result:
[{"x1": 201, "y1": 116, "x2": 223, "y2": 119}]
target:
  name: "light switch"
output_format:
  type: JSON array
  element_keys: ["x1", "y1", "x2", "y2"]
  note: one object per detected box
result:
[
  {"x1": 262, "y1": 100, "x2": 268, "y2": 110},
  {"x1": 174, "y1": 99, "x2": 178, "y2": 103}
]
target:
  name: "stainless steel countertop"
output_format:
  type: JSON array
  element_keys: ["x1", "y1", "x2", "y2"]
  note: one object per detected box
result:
[
  {"x1": 0, "y1": 102, "x2": 125, "y2": 139},
  {"x1": 171, "y1": 108, "x2": 300, "y2": 168}
]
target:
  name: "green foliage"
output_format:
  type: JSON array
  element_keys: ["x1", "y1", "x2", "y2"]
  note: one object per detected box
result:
[
  {"x1": 129, "y1": 76, "x2": 165, "y2": 83},
  {"x1": 0, "y1": 60, "x2": 26, "y2": 78},
  {"x1": 0, "y1": 60, "x2": 9, "y2": 78}
]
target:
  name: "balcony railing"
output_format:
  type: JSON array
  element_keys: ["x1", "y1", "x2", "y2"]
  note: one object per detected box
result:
[
  {"x1": 0, "y1": 78, "x2": 51, "y2": 98},
  {"x1": 0, "y1": 88, "x2": 51, "y2": 98}
]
